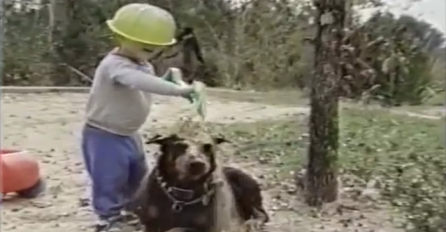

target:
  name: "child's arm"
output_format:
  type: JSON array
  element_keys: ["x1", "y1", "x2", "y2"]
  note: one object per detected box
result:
[{"x1": 109, "y1": 62, "x2": 193, "y2": 96}]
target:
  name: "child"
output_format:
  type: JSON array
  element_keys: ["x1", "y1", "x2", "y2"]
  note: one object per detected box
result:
[{"x1": 81, "y1": 3, "x2": 199, "y2": 232}]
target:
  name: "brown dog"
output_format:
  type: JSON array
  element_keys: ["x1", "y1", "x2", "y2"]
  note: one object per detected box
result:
[{"x1": 129, "y1": 133, "x2": 269, "y2": 232}]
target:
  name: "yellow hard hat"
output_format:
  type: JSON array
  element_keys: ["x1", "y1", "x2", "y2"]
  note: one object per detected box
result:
[{"x1": 106, "y1": 3, "x2": 176, "y2": 46}]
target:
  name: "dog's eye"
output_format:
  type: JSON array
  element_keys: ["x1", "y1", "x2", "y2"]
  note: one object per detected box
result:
[
  {"x1": 202, "y1": 143, "x2": 214, "y2": 153},
  {"x1": 163, "y1": 143, "x2": 188, "y2": 158}
]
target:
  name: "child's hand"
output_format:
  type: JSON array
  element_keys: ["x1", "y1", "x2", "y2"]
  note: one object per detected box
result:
[
  {"x1": 180, "y1": 81, "x2": 204, "y2": 103},
  {"x1": 180, "y1": 86, "x2": 195, "y2": 103}
]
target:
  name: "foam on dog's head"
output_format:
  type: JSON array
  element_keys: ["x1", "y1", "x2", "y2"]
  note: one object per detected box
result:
[{"x1": 146, "y1": 133, "x2": 228, "y2": 182}]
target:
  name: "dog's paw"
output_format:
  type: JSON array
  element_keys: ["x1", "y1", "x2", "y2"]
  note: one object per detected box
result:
[{"x1": 242, "y1": 219, "x2": 265, "y2": 232}]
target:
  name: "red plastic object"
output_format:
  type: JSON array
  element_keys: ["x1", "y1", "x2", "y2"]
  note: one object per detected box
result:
[{"x1": 0, "y1": 149, "x2": 40, "y2": 195}]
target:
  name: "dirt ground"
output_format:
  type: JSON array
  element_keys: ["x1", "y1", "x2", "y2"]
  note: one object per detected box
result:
[{"x1": 1, "y1": 89, "x2": 431, "y2": 232}]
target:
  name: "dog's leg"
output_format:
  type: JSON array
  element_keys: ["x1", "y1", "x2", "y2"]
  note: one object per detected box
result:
[
  {"x1": 223, "y1": 167, "x2": 270, "y2": 226},
  {"x1": 242, "y1": 219, "x2": 264, "y2": 232},
  {"x1": 241, "y1": 208, "x2": 269, "y2": 232},
  {"x1": 253, "y1": 207, "x2": 269, "y2": 223}
]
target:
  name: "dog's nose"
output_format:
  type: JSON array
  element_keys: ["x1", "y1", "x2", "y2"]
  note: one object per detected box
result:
[{"x1": 188, "y1": 161, "x2": 205, "y2": 174}]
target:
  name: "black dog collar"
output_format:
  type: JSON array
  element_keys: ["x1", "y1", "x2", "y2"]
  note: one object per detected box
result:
[{"x1": 154, "y1": 169, "x2": 217, "y2": 212}]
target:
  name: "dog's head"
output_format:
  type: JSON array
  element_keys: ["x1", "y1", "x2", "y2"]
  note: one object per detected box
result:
[{"x1": 146, "y1": 134, "x2": 229, "y2": 183}]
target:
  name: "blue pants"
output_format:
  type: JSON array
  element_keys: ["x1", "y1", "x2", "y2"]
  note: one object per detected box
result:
[{"x1": 81, "y1": 124, "x2": 148, "y2": 219}]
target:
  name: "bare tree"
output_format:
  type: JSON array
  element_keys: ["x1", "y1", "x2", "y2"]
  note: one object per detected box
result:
[{"x1": 305, "y1": 0, "x2": 346, "y2": 206}]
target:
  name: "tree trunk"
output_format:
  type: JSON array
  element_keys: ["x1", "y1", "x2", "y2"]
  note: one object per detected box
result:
[
  {"x1": 305, "y1": 0, "x2": 346, "y2": 207},
  {"x1": 49, "y1": 0, "x2": 89, "y2": 85},
  {"x1": 49, "y1": 0, "x2": 71, "y2": 85},
  {"x1": 0, "y1": 1, "x2": 4, "y2": 79}
]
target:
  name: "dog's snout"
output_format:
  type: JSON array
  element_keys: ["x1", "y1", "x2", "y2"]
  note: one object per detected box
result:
[{"x1": 188, "y1": 161, "x2": 206, "y2": 174}]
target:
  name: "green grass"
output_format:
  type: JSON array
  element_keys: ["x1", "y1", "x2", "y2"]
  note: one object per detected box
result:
[{"x1": 213, "y1": 108, "x2": 445, "y2": 232}]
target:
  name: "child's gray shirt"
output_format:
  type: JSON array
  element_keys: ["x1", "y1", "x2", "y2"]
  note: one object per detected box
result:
[{"x1": 85, "y1": 52, "x2": 189, "y2": 136}]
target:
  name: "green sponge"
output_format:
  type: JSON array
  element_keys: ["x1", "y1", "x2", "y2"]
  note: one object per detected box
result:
[
  {"x1": 191, "y1": 82, "x2": 207, "y2": 119},
  {"x1": 164, "y1": 68, "x2": 207, "y2": 119}
]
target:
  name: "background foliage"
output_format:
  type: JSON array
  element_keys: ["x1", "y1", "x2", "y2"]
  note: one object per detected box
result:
[{"x1": 3, "y1": 0, "x2": 445, "y2": 105}]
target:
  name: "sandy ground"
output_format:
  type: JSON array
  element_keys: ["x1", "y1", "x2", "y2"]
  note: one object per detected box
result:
[
  {"x1": 1, "y1": 92, "x2": 308, "y2": 232},
  {"x1": 0, "y1": 90, "x2": 420, "y2": 231}
]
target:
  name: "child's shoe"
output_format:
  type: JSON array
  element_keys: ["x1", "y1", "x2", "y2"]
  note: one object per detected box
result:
[{"x1": 121, "y1": 210, "x2": 142, "y2": 229}]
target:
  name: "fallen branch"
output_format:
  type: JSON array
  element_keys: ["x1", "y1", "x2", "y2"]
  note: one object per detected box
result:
[
  {"x1": 63, "y1": 63, "x2": 93, "y2": 83},
  {"x1": 1, "y1": 86, "x2": 90, "y2": 94}
]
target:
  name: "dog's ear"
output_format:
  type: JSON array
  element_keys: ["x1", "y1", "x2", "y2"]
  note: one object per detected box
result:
[
  {"x1": 212, "y1": 136, "x2": 231, "y2": 145},
  {"x1": 145, "y1": 134, "x2": 164, "y2": 144},
  {"x1": 145, "y1": 134, "x2": 181, "y2": 145}
]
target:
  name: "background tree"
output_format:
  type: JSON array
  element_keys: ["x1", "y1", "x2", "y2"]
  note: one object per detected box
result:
[
  {"x1": 339, "y1": 11, "x2": 444, "y2": 105},
  {"x1": 304, "y1": 0, "x2": 346, "y2": 206}
]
